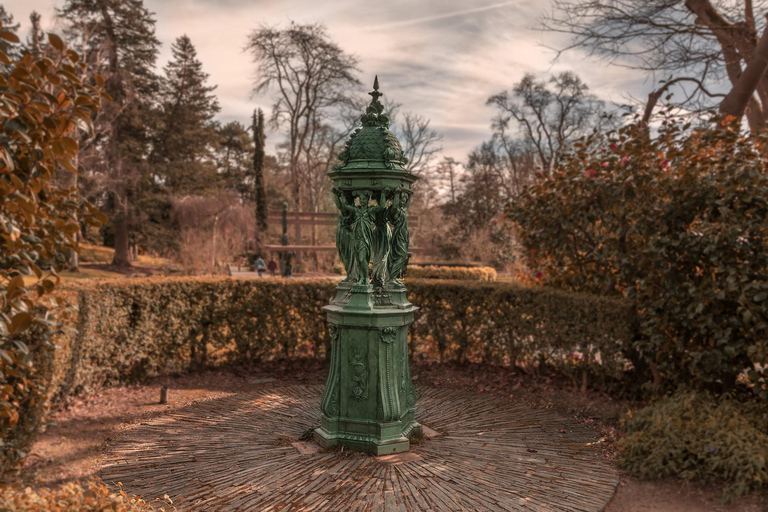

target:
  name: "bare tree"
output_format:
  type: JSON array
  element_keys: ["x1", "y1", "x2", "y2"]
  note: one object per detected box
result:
[
  {"x1": 542, "y1": 0, "x2": 768, "y2": 129},
  {"x1": 171, "y1": 192, "x2": 254, "y2": 273},
  {"x1": 247, "y1": 23, "x2": 360, "y2": 268},
  {"x1": 399, "y1": 112, "x2": 443, "y2": 175},
  {"x1": 489, "y1": 134, "x2": 538, "y2": 199},
  {"x1": 246, "y1": 22, "x2": 360, "y2": 213},
  {"x1": 487, "y1": 72, "x2": 608, "y2": 174},
  {"x1": 383, "y1": 99, "x2": 444, "y2": 176},
  {"x1": 434, "y1": 157, "x2": 462, "y2": 204}
]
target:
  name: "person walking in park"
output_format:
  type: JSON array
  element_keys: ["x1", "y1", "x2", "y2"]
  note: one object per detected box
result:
[
  {"x1": 267, "y1": 256, "x2": 278, "y2": 277},
  {"x1": 253, "y1": 255, "x2": 267, "y2": 277}
]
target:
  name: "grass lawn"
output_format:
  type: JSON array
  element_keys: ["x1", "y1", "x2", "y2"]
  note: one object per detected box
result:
[{"x1": 22, "y1": 244, "x2": 177, "y2": 286}]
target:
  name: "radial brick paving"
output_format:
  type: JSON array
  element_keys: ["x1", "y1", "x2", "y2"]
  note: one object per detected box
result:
[{"x1": 99, "y1": 384, "x2": 618, "y2": 511}]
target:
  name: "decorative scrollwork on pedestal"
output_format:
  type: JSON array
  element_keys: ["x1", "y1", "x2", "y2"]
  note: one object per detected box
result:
[
  {"x1": 321, "y1": 323, "x2": 342, "y2": 417},
  {"x1": 329, "y1": 324, "x2": 339, "y2": 343},
  {"x1": 373, "y1": 288, "x2": 393, "y2": 306},
  {"x1": 349, "y1": 349, "x2": 368, "y2": 401},
  {"x1": 379, "y1": 326, "x2": 397, "y2": 344}
]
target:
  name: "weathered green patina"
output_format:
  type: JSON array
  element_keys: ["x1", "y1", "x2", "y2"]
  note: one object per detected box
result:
[{"x1": 314, "y1": 77, "x2": 422, "y2": 455}]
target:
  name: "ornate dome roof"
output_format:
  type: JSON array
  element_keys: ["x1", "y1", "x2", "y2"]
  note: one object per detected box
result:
[{"x1": 333, "y1": 77, "x2": 408, "y2": 171}]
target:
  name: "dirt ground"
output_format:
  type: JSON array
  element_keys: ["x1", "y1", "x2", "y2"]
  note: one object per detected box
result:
[{"x1": 19, "y1": 361, "x2": 767, "y2": 512}]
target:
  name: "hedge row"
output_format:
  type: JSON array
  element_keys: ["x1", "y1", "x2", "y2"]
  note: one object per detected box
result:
[
  {"x1": 331, "y1": 264, "x2": 497, "y2": 281},
  {"x1": 49, "y1": 277, "x2": 635, "y2": 400},
  {"x1": 405, "y1": 265, "x2": 497, "y2": 281}
]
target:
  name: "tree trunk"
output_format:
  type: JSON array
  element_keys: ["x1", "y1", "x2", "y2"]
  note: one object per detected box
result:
[
  {"x1": 112, "y1": 206, "x2": 131, "y2": 267},
  {"x1": 720, "y1": 23, "x2": 768, "y2": 124}
]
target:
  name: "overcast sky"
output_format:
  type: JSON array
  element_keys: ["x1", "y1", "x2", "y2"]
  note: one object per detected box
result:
[{"x1": 2, "y1": 0, "x2": 651, "y2": 161}]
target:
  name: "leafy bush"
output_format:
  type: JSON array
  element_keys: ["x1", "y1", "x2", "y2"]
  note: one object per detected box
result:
[
  {"x1": 0, "y1": 27, "x2": 105, "y2": 477},
  {"x1": 406, "y1": 265, "x2": 497, "y2": 281},
  {"x1": 0, "y1": 478, "x2": 176, "y2": 511},
  {"x1": 619, "y1": 390, "x2": 768, "y2": 498},
  {"x1": 509, "y1": 120, "x2": 768, "y2": 398},
  {"x1": 49, "y1": 277, "x2": 635, "y2": 400}
]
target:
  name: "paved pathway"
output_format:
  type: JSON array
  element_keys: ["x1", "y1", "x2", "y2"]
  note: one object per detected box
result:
[{"x1": 99, "y1": 383, "x2": 618, "y2": 511}]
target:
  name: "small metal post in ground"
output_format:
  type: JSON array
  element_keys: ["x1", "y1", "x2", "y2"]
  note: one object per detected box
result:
[
  {"x1": 159, "y1": 386, "x2": 168, "y2": 404},
  {"x1": 314, "y1": 77, "x2": 421, "y2": 455}
]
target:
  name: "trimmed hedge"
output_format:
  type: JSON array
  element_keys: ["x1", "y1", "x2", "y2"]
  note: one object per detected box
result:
[
  {"x1": 330, "y1": 263, "x2": 497, "y2": 281},
  {"x1": 406, "y1": 265, "x2": 497, "y2": 281},
  {"x1": 48, "y1": 277, "x2": 635, "y2": 400}
]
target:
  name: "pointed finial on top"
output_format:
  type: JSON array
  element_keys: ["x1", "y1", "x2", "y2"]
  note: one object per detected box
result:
[{"x1": 369, "y1": 75, "x2": 383, "y2": 104}]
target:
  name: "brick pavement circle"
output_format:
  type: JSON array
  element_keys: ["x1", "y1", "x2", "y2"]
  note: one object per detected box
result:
[{"x1": 99, "y1": 384, "x2": 618, "y2": 511}]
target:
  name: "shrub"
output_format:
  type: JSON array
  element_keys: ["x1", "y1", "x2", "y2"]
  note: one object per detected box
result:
[
  {"x1": 0, "y1": 478, "x2": 176, "y2": 511},
  {"x1": 509, "y1": 120, "x2": 768, "y2": 398},
  {"x1": 48, "y1": 277, "x2": 635, "y2": 400},
  {"x1": 56, "y1": 277, "x2": 335, "y2": 398},
  {"x1": 619, "y1": 390, "x2": 768, "y2": 498},
  {"x1": 0, "y1": 27, "x2": 105, "y2": 477},
  {"x1": 406, "y1": 265, "x2": 497, "y2": 281},
  {"x1": 408, "y1": 279, "x2": 634, "y2": 391}
]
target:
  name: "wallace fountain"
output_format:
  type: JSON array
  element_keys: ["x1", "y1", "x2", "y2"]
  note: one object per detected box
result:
[{"x1": 314, "y1": 76, "x2": 422, "y2": 455}]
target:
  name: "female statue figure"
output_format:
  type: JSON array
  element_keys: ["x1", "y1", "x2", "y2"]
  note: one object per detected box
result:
[
  {"x1": 348, "y1": 189, "x2": 386, "y2": 286},
  {"x1": 387, "y1": 191, "x2": 410, "y2": 286},
  {"x1": 332, "y1": 188, "x2": 356, "y2": 282},
  {"x1": 371, "y1": 190, "x2": 391, "y2": 286}
]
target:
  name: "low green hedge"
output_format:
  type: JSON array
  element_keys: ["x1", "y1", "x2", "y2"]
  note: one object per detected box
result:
[
  {"x1": 330, "y1": 263, "x2": 497, "y2": 281},
  {"x1": 406, "y1": 265, "x2": 497, "y2": 281},
  {"x1": 619, "y1": 390, "x2": 768, "y2": 498},
  {"x1": 49, "y1": 277, "x2": 635, "y2": 399}
]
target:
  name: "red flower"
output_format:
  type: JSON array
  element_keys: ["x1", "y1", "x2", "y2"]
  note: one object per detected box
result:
[
  {"x1": 535, "y1": 271, "x2": 543, "y2": 279},
  {"x1": 586, "y1": 170, "x2": 597, "y2": 178},
  {"x1": 621, "y1": 155, "x2": 628, "y2": 166},
  {"x1": 610, "y1": 143, "x2": 618, "y2": 150},
  {"x1": 662, "y1": 161, "x2": 669, "y2": 169}
]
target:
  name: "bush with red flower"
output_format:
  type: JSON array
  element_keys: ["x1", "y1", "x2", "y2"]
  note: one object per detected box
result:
[{"x1": 508, "y1": 117, "x2": 768, "y2": 400}]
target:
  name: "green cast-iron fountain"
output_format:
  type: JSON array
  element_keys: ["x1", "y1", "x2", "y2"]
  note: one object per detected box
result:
[{"x1": 314, "y1": 77, "x2": 422, "y2": 455}]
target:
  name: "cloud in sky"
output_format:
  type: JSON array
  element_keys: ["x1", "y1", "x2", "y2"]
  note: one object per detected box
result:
[{"x1": 3, "y1": 0, "x2": 650, "y2": 161}]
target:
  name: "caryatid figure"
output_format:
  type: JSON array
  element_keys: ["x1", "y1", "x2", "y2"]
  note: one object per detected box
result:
[
  {"x1": 371, "y1": 191, "x2": 391, "y2": 286},
  {"x1": 349, "y1": 189, "x2": 387, "y2": 286},
  {"x1": 332, "y1": 188, "x2": 356, "y2": 282},
  {"x1": 387, "y1": 190, "x2": 410, "y2": 286}
]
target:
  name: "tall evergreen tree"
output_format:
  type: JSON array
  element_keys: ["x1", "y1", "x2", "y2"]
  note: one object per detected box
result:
[
  {"x1": 26, "y1": 12, "x2": 44, "y2": 53},
  {"x1": 252, "y1": 108, "x2": 268, "y2": 235},
  {"x1": 152, "y1": 35, "x2": 220, "y2": 195},
  {"x1": 0, "y1": 7, "x2": 20, "y2": 63},
  {"x1": 58, "y1": 0, "x2": 161, "y2": 266},
  {"x1": 215, "y1": 121, "x2": 253, "y2": 196}
]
